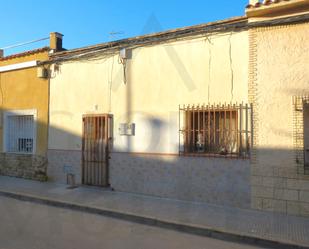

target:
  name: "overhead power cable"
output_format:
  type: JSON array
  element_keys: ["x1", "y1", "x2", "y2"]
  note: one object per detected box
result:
[{"x1": 0, "y1": 37, "x2": 49, "y2": 50}]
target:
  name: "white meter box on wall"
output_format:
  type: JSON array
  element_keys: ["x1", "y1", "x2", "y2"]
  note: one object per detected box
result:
[{"x1": 119, "y1": 123, "x2": 135, "y2": 136}]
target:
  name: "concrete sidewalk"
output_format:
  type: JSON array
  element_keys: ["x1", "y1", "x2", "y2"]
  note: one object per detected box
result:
[{"x1": 0, "y1": 176, "x2": 308, "y2": 248}]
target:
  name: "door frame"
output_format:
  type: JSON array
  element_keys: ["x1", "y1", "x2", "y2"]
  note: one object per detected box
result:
[{"x1": 81, "y1": 113, "x2": 113, "y2": 187}]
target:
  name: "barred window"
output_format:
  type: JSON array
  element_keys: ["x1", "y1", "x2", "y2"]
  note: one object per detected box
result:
[
  {"x1": 4, "y1": 110, "x2": 36, "y2": 154},
  {"x1": 179, "y1": 103, "x2": 252, "y2": 158},
  {"x1": 304, "y1": 103, "x2": 309, "y2": 170},
  {"x1": 293, "y1": 96, "x2": 309, "y2": 174}
]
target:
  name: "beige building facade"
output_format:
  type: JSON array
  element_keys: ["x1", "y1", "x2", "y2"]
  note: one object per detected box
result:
[
  {"x1": 247, "y1": 1, "x2": 309, "y2": 216},
  {"x1": 47, "y1": 18, "x2": 252, "y2": 208},
  {"x1": 44, "y1": 0, "x2": 309, "y2": 216}
]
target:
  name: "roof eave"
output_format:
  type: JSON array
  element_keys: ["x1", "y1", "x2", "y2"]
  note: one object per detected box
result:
[
  {"x1": 246, "y1": 0, "x2": 309, "y2": 18},
  {"x1": 0, "y1": 47, "x2": 50, "y2": 62},
  {"x1": 50, "y1": 16, "x2": 247, "y2": 59}
]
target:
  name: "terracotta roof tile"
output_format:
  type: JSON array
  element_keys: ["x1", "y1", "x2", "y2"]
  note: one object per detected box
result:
[
  {"x1": 246, "y1": 0, "x2": 292, "y2": 9},
  {"x1": 255, "y1": 2, "x2": 263, "y2": 7},
  {"x1": 0, "y1": 47, "x2": 49, "y2": 61},
  {"x1": 264, "y1": 0, "x2": 273, "y2": 5}
]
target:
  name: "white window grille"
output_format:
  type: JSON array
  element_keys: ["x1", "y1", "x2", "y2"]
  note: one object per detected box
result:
[{"x1": 4, "y1": 110, "x2": 36, "y2": 154}]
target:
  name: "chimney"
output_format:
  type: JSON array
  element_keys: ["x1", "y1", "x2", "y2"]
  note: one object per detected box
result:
[
  {"x1": 0, "y1": 49, "x2": 3, "y2": 58},
  {"x1": 50, "y1": 32, "x2": 63, "y2": 51}
]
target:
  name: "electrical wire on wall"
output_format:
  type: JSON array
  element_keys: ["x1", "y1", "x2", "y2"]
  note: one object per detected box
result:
[
  {"x1": 228, "y1": 32, "x2": 234, "y2": 102},
  {"x1": 42, "y1": 14, "x2": 307, "y2": 66},
  {"x1": 205, "y1": 36, "x2": 213, "y2": 104},
  {"x1": 118, "y1": 53, "x2": 127, "y2": 84},
  {"x1": 107, "y1": 31, "x2": 124, "y2": 113},
  {"x1": 45, "y1": 19, "x2": 249, "y2": 65},
  {"x1": 108, "y1": 53, "x2": 115, "y2": 113}
]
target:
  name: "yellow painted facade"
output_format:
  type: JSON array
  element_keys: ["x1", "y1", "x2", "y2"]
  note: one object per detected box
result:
[{"x1": 0, "y1": 51, "x2": 49, "y2": 155}]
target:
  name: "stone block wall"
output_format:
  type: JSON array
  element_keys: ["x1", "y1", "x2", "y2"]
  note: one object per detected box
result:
[
  {"x1": 0, "y1": 153, "x2": 47, "y2": 181},
  {"x1": 251, "y1": 170, "x2": 309, "y2": 216}
]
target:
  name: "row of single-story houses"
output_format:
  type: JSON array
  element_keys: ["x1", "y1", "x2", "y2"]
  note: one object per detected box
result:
[{"x1": 0, "y1": 0, "x2": 309, "y2": 217}]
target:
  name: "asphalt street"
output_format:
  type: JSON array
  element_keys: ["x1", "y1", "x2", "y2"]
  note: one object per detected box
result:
[{"x1": 0, "y1": 196, "x2": 270, "y2": 249}]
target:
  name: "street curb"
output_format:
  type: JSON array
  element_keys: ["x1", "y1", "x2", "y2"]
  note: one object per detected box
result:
[{"x1": 0, "y1": 190, "x2": 308, "y2": 249}]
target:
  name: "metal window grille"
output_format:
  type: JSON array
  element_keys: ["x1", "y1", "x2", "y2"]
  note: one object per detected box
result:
[
  {"x1": 179, "y1": 103, "x2": 253, "y2": 158},
  {"x1": 6, "y1": 115, "x2": 34, "y2": 153},
  {"x1": 293, "y1": 96, "x2": 309, "y2": 174}
]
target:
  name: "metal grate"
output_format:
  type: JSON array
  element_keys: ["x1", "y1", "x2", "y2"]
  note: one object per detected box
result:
[
  {"x1": 293, "y1": 96, "x2": 309, "y2": 174},
  {"x1": 6, "y1": 115, "x2": 34, "y2": 153},
  {"x1": 82, "y1": 114, "x2": 113, "y2": 187},
  {"x1": 179, "y1": 103, "x2": 253, "y2": 158}
]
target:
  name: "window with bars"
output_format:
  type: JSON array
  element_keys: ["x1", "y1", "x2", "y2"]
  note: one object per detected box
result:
[
  {"x1": 304, "y1": 103, "x2": 309, "y2": 170},
  {"x1": 293, "y1": 96, "x2": 309, "y2": 174},
  {"x1": 179, "y1": 103, "x2": 252, "y2": 158},
  {"x1": 4, "y1": 111, "x2": 36, "y2": 154}
]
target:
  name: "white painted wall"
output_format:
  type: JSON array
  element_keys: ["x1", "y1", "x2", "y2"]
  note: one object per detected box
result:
[{"x1": 49, "y1": 31, "x2": 249, "y2": 154}]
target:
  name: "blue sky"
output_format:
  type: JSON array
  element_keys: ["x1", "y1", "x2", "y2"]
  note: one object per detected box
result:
[{"x1": 1, "y1": 0, "x2": 248, "y2": 55}]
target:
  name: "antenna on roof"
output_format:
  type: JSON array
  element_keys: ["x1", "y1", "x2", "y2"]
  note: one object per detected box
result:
[{"x1": 108, "y1": 31, "x2": 125, "y2": 41}]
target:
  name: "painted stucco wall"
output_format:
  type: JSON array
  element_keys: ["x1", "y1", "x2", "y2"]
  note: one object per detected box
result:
[
  {"x1": 250, "y1": 23, "x2": 309, "y2": 216},
  {"x1": 0, "y1": 51, "x2": 49, "y2": 180},
  {"x1": 48, "y1": 31, "x2": 250, "y2": 207},
  {"x1": 49, "y1": 31, "x2": 249, "y2": 152},
  {"x1": 0, "y1": 52, "x2": 49, "y2": 156}
]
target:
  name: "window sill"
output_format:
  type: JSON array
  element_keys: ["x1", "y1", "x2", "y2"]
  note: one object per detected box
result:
[
  {"x1": 180, "y1": 152, "x2": 250, "y2": 159},
  {"x1": 3, "y1": 151, "x2": 34, "y2": 155}
]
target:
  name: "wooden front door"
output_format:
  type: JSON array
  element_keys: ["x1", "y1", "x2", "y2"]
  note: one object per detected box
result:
[{"x1": 82, "y1": 114, "x2": 112, "y2": 187}]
